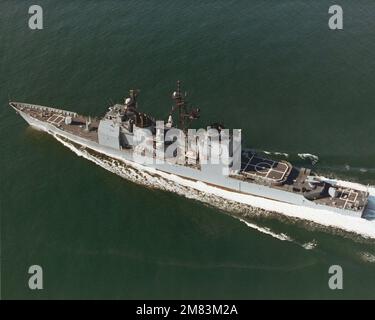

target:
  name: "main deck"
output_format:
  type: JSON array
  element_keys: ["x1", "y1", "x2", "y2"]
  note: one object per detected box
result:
[
  {"x1": 11, "y1": 102, "x2": 99, "y2": 142},
  {"x1": 234, "y1": 151, "x2": 368, "y2": 214},
  {"x1": 10, "y1": 101, "x2": 369, "y2": 215}
]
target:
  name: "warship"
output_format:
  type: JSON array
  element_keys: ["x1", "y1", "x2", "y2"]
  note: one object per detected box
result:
[{"x1": 9, "y1": 82, "x2": 373, "y2": 224}]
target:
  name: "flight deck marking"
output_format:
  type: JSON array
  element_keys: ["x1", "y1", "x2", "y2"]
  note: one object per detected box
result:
[
  {"x1": 241, "y1": 154, "x2": 289, "y2": 182},
  {"x1": 343, "y1": 190, "x2": 351, "y2": 209},
  {"x1": 340, "y1": 189, "x2": 359, "y2": 209},
  {"x1": 243, "y1": 154, "x2": 254, "y2": 171}
]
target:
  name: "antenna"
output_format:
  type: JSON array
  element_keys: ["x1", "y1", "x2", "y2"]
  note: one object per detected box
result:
[
  {"x1": 106, "y1": 98, "x2": 112, "y2": 109},
  {"x1": 171, "y1": 81, "x2": 200, "y2": 132},
  {"x1": 85, "y1": 116, "x2": 91, "y2": 131}
]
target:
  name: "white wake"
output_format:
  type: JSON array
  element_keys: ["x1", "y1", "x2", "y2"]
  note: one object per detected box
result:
[
  {"x1": 52, "y1": 133, "x2": 375, "y2": 241},
  {"x1": 237, "y1": 218, "x2": 318, "y2": 250}
]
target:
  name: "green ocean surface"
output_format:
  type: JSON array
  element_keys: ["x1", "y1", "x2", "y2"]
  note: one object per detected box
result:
[{"x1": 1, "y1": 0, "x2": 375, "y2": 299}]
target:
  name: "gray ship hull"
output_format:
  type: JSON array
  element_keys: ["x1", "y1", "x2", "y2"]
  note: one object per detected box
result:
[{"x1": 14, "y1": 106, "x2": 366, "y2": 219}]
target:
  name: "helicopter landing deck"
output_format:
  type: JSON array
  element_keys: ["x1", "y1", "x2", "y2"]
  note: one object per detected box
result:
[{"x1": 240, "y1": 153, "x2": 291, "y2": 183}]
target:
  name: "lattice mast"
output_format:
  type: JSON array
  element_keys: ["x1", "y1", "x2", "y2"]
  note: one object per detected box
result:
[{"x1": 171, "y1": 80, "x2": 200, "y2": 133}]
